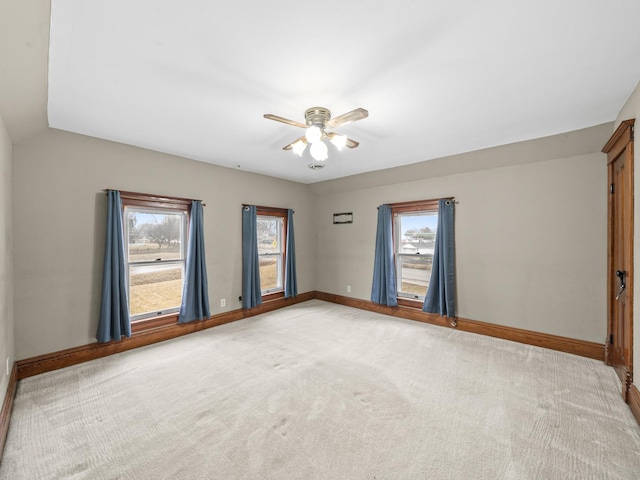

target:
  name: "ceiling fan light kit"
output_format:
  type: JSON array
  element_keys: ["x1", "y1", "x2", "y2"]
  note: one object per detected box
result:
[
  {"x1": 264, "y1": 106, "x2": 368, "y2": 170},
  {"x1": 329, "y1": 133, "x2": 347, "y2": 151},
  {"x1": 305, "y1": 124, "x2": 323, "y2": 144},
  {"x1": 291, "y1": 138, "x2": 307, "y2": 156},
  {"x1": 310, "y1": 140, "x2": 329, "y2": 161}
]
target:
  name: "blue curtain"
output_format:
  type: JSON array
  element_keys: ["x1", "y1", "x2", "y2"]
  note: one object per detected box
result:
[
  {"x1": 242, "y1": 206, "x2": 262, "y2": 309},
  {"x1": 97, "y1": 190, "x2": 131, "y2": 342},
  {"x1": 284, "y1": 209, "x2": 297, "y2": 298},
  {"x1": 179, "y1": 201, "x2": 211, "y2": 323},
  {"x1": 423, "y1": 199, "x2": 456, "y2": 317},
  {"x1": 371, "y1": 204, "x2": 398, "y2": 306}
]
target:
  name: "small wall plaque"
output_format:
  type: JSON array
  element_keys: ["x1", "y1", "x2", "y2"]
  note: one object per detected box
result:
[{"x1": 333, "y1": 212, "x2": 353, "y2": 224}]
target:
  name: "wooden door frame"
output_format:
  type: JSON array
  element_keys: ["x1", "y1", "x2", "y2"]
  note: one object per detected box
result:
[{"x1": 603, "y1": 119, "x2": 635, "y2": 399}]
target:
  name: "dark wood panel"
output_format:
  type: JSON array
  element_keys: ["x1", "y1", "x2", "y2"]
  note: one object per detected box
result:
[
  {"x1": 17, "y1": 291, "x2": 315, "y2": 380},
  {"x1": 603, "y1": 118, "x2": 635, "y2": 399},
  {"x1": 0, "y1": 363, "x2": 18, "y2": 459},
  {"x1": 317, "y1": 292, "x2": 604, "y2": 360}
]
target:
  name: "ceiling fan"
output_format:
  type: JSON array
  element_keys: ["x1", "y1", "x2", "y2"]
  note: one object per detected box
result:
[{"x1": 264, "y1": 107, "x2": 368, "y2": 169}]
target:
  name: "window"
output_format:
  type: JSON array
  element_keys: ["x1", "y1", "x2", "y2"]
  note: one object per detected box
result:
[
  {"x1": 120, "y1": 192, "x2": 191, "y2": 322},
  {"x1": 256, "y1": 207, "x2": 287, "y2": 298},
  {"x1": 391, "y1": 200, "x2": 439, "y2": 305}
]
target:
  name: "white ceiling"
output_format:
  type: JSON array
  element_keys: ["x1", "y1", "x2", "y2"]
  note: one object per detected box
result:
[{"x1": 47, "y1": 0, "x2": 640, "y2": 184}]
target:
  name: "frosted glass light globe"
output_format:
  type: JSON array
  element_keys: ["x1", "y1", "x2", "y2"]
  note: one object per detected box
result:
[
  {"x1": 305, "y1": 125, "x2": 322, "y2": 144},
  {"x1": 330, "y1": 134, "x2": 347, "y2": 151},
  {"x1": 310, "y1": 140, "x2": 328, "y2": 161},
  {"x1": 291, "y1": 139, "x2": 306, "y2": 156}
]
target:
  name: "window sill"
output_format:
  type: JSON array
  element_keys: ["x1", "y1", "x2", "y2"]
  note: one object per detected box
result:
[
  {"x1": 397, "y1": 298, "x2": 424, "y2": 309},
  {"x1": 131, "y1": 313, "x2": 179, "y2": 333},
  {"x1": 262, "y1": 291, "x2": 284, "y2": 302}
]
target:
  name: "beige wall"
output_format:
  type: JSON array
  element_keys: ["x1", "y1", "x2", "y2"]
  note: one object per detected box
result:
[
  {"x1": 11, "y1": 122, "x2": 614, "y2": 360},
  {"x1": 13, "y1": 128, "x2": 315, "y2": 359},
  {"x1": 0, "y1": 111, "x2": 15, "y2": 395},
  {"x1": 615, "y1": 80, "x2": 640, "y2": 378},
  {"x1": 312, "y1": 132, "x2": 609, "y2": 343},
  {"x1": 12, "y1": 123, "x2": 612, "y2": 359}
]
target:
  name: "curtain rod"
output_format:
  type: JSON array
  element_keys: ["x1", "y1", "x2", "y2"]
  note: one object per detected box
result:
[
  {"x1": 242, "y1": 204, "x2": 294, "y2": 213},
  {"x1": 104, "y1": 189, "x2": 206, "y2": 206},
  {"x1": 377, "y1": 197, "x2": 457, "y2": 209}
]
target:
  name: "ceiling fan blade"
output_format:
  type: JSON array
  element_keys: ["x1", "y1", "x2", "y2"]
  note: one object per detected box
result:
[
  {"x1": 345, "y1": 137, "x2": 360, "y2": 149},
  {"x1": 264, "y1": 114, "x2": 307, "y2": 129},
  {"x1": 283, "y1": 135, "x2": 306, "y2": 150},
  {"x1": 326, "y1": 108, "x2": 369, "y2": 129}
]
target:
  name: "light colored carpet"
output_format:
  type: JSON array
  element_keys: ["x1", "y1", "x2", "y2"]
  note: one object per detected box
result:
[{"x1": 1, "y1": 300, "x2": 639, "y2": 479}]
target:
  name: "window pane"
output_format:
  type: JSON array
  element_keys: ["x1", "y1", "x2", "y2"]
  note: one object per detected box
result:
[
  {"x1": 259, "y1": 254, "x2": 282, "y2": 292},
  {"x1": 126, "y1": 208, "x2": 186, "y2": 262},
  {"x1": 257, "y1": 215, "x2": 284, "y2": 294},
  {"x1": 397, "y1": 212, "x2": 438, "y2": 252},
  {"x1": 396, "y1": 211, "x2": 438, "y2": 300},
  {"x1": 397, "y1": 254, "x2": 432, "y2": 299},
  {"x1": 257, "y1": 217, "x2": 282, "y2": 255},
  {"x1": 129, "y1": 263, "x2": 183, "y2": 318}
]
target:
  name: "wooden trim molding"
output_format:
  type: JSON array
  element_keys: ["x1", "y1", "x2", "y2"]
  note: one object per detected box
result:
[
  {"x1": 389, "y1": 198, "x2": 441, "y2": 213},
  {"x1": 256, "y1": 206, "x2": 289, "y2": 303},
  {"x1": 602, "y1": 119, "x2": 634, "y2": 160},
  {"x1": 17, "y1": 291, "x2": 315, "y2": 380},
  {"x1": 457, "y1": 317, "x2": 604, "y2": 361},
  {"x1": 315, "y1": 292, "x2": 605, "y2": 361},
  {"x1": 619, "y1": 366, "x2": 633, "y2": 403},
  {"x1": 116, "y1": 190, "x2": 201, "y2": 208},
  {"x1": 315, "y1": 291, "x2": 453, "y2": 328},
  {"x1": 130, "y1": 313, "x2": 179, "y2": 333},
  {"x1": 0, "y1": 363, "x2": 18, "y2": 459},
  {"x1": 628, "y1": 384, "x2": 640, "y2": 425}
]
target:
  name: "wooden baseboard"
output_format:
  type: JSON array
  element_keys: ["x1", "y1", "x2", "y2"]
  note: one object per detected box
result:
[
  {"x1": 16, "y1": 291, "x2": 315, "y2": 380},
  {"x1": 315, "y1": 292, "x2": 605, "y2": 361},
  {"x1": 0, "y1": 363, "x2": 18, "y2": 460},
  {"x1": 628, "y1": 384, "x2": 640, "y2": 425},
  {"x1": 315, "y1": 291, "x2": 453, "y2": 327},
  {"x1": 456, "y1": 317, "x2": 604, "y2": 361}
]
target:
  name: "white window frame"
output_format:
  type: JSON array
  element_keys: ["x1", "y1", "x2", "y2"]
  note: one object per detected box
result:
[
  {"x1": 390, "y1": 199, "x2": 439, "y2": 306},
  {"x1": 256, "y1": 207, "x2": 288, "y2": 299},
  {"x1": 123, "y1": 206, "x2": 188, "y2": 320},
  {"x1": 119, "y1": 191, "x2": 192, "y2": 324}
]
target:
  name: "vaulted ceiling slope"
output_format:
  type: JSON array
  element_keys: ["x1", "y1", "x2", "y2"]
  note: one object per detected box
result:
[
  {"x1": 0, "y1": 0, "x2": 50, "y2": 143},
  {"x1": 3, "y1": 1, "x2": 640, "y2": 183}
]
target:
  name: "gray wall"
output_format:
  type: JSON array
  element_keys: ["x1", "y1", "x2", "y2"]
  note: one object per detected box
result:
[
  {"x1": 615, "y1": 80, "x2": 640, "y2": 378},
  {"x1": 13, "y1": 128, "x2": 315, "y2": 359},
  {"x1": 0, "y1": 112, "x2": 15, "y2": 395},
  {"x1": 312, "y1": 126, "x2": 610, "y2": 343}
]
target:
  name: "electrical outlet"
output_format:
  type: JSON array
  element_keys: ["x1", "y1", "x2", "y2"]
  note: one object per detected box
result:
[
  {"x1": 220, "y1": 298, "x2": 226, "y2": 307},
  {"x1": 347, "y1": 285, "x2": 352, "y2": 293}
]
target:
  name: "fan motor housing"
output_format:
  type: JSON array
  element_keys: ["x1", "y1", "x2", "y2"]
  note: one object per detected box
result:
[{"x1": 305, "y1": 107, "x2": 331, "y2": 127}]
